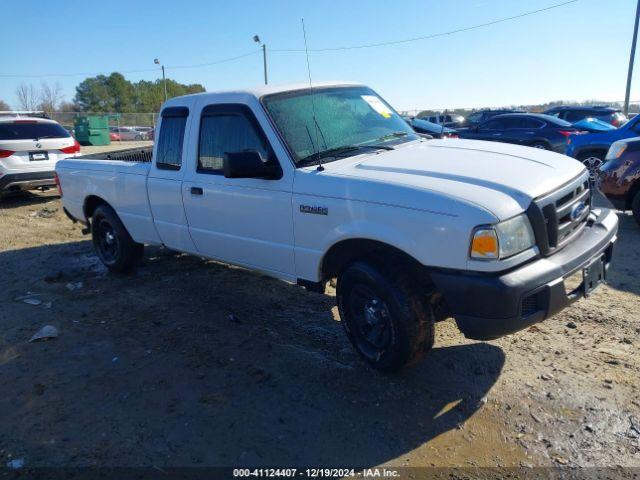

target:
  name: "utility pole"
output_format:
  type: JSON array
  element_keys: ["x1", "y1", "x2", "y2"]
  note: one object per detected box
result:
[
  {"x1": 154, "y1": 58, "x2": 168, "y2": 103},
  {"x1": 253, "y1": 35, "x2": 268, "y2": 84},
  {"x1": 624, "y1": 0, "x2": 640, "y2": 115}
]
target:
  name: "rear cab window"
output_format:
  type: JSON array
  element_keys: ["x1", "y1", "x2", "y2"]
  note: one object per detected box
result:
[
  {"x1": 0, "y1": 121, "x2": 70, "y2": 140},
  {"x1": 155, "y1": 107, "x2": 189, "y2": 170}
]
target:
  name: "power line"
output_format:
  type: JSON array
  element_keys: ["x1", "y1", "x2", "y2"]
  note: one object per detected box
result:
[
  {"x1": 272, "y1": 0, "x2": 579, "y2": 52},
  {"x1": 0, "y1": 0, "x2": 578, "y2": 79},
  {"x1": 167, "y1": 50, "x2": 260, "y2": 70},
  {"x1": 0, "y1": 50, "x2": 261, "y2": 79}
]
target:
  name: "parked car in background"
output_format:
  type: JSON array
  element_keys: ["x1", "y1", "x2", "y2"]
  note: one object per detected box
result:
[
  {"x1": 406, "y1": 117, "x2": 458, "y2": 138},
  {"x1": 573, "y1": 118, "x2": 617, "y2": 133},
  {"x1": 544, "y1": 106, "x2": 627, "y2": 127},
  {"x1": 109, "y1": 126, "x2": 147, "y2": 141},
  {"x1": 0, "y1": 116, "x2": 80, "y2": 196},
  {"x1": 599, "y1": 137, "x2": 640, "y2": 224},
  {"x1": 566, "y1": 114, "x2": 640, "y2": 179},
  {"x1": 457, "y1": 109, "x2": 526, "y2": 129},
  {"x1": 133, "y1": 126, "x2": 153, "y2": 136},
  {"x1": 110, "y1": 132, "x2": 121, "y2": 142},
  {"x1": 424, "y1": 113, "x2": 464, "y2": 128},
  {"x1": 457, "y1": 113, "x2": 578, "y2": 153}
]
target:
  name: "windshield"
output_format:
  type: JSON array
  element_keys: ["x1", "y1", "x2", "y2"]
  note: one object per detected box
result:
[{"x1": 262, "y1": 86, "x2": 418, "y2": 166}]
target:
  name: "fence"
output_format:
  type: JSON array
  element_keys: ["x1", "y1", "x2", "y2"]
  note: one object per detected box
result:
[{"x1": 48, "y1": 112, "x2": 159, "y2": 132}]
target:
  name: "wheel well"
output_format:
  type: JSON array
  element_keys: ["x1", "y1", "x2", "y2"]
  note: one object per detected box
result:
[
  {"x1": 83, "y1": 195, "x2": 109, "y2": 221},
  {"x1": 321, "y1": 239, "x2": 426, "y2": 283},
  {"x1": 530, "y1": 139, "x2": 551, "y2": 148},
  {"x1": 627, "y1": 179, "x2": 640, "y2": 210},
  {"x1": 577, "y1": 148, "x2": 607, "y2": 160}
]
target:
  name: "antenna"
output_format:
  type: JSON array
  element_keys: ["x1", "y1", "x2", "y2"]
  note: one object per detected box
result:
[{"x1": 302, "y1": 18, "x2": 324, "y2": 172}]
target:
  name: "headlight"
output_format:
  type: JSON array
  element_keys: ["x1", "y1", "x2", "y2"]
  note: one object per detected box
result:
[
  {"x1": 470, "y1": 214, "x2": 535, "y2": 260},
  {"x1": 606, "y1": 141, "x2": 627, "y2": 161}
]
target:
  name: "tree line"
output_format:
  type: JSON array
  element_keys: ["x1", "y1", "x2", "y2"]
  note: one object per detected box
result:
[{"x1": 2, "y1": 72, "x2": 205, "y2": 114}]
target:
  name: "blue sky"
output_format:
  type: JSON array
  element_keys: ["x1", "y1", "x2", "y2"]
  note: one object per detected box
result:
[{"x1": 0, "y1": 0, "x2": 636, "y2": 111}]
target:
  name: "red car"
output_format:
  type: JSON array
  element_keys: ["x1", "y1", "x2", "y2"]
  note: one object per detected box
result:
[{"x1": 110, "y1": 132, "x2": 121, "y2": 141}]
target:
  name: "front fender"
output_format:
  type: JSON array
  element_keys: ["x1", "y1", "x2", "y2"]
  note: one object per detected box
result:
[{"x1": 292, "y1": 194, "x2": 492, "y2": 282}]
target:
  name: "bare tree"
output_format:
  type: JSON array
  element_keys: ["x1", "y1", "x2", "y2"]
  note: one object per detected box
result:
[
  {"x1": 15, "y1": 83, "x2": 39, "y2": 110},
  {"x1": 39, "y1": 81, "x2": 64, "y2": 114}
]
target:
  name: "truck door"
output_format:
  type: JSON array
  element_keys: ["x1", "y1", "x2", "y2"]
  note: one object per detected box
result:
[
  {"x1": 147, "y1": 105, "x2": 197, "y2": 253},
  {"x1": 182, "y1": 102, "x2": 295, "y2": 281}
]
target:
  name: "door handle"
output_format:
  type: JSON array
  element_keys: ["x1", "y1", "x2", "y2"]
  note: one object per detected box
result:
[
  {"x1": 492, "y1": 133, "x2": 502, "y2": 136},
  {"x1": 190, "y1": 187, "x2": 203, "y2": 196}
]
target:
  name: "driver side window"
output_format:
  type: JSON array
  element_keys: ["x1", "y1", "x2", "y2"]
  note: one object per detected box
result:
[
  {"x1": 198, "y1": 109, "x2": 269, "y2": 174},
  {"x1": 479, "y1": 119, "x2": 504, "y2": 130}
]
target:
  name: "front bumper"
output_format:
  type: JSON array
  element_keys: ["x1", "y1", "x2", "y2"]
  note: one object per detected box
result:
[
  {"x1": 430, "y1": 208, "x2": 618, "y2": 340},
  {"x1": 0, "y1": 171, "x2": 56, "y2": 193}
]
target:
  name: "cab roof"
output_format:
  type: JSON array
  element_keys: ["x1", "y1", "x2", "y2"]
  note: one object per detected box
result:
[{"x1": 166, "y1": 81, "x2": 364, "y2": 104}]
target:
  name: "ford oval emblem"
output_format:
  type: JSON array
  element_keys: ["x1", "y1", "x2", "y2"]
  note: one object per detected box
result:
[
  {"x1": 35, "y1": 142, "x2": 42, "y2": 149},
  {"x1": 570, "y1": 201, "x2": 586, "y2": 221}
]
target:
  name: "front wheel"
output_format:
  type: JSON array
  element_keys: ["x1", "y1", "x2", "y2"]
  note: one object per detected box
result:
[
  {"x1": 579, "y1": 153, "x2": 605, "y2": 182},
  {"x1": 91, "y1": 204, "x2": 144, "y2": 272},
  {"x1": 337, "y1": 261, "x2": 434, "y2": 371}
]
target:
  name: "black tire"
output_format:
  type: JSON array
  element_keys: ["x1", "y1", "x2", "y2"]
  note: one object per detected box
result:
[
  {"x1": 578, "y1": 152, "x2": 605, "y2": 182},
  {"x1": 531, "y1": 142, "x2": 549, "y2": 150},
  {"x1": 91, "y1": 204, "x2": 143, "y2": 273},
  {"x1": 134, "y1": 135, "x2": 142, "y2": 141},
  {"x1": 337, "y1": 260, "x2": 435, "y2": 372},
  {"x1": 632, "y1": 190, "x2": 640, "y2": 227}
]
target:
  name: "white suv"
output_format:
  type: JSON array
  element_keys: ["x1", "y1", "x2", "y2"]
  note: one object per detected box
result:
[{"x1": 0, "y1": 116, "x2": 80, "y2": 196}]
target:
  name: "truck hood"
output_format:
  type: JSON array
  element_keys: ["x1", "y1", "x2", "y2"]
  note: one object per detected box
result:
[{"x1": 324, "y1": 139, "x2": 586, "y2": 220}]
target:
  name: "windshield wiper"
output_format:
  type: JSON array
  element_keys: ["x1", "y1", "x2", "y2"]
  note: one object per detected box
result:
[
  {"x1": 298, "y1": 144, "x2": 393, "y2": 167},
  {"x1": 33, "y1": 135, "x2": 63, "y2": 140}
]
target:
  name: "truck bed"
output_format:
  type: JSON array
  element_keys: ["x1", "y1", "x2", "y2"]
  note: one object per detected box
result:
[{"x1": 76, "y1": 146, "x2": 153, "y2": 163}]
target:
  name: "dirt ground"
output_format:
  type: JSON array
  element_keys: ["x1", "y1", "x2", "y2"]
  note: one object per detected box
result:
[{"x1": 0, "y1": 188, "x2": 638, "y2": 474}]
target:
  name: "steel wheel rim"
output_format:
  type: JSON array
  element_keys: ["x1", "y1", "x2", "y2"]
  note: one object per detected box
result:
[
  {"x1": 96, "y1": 219, "x2": 119, "y2": 264},
  {"x1": 348, "y1": 284, "x2": 393, "y2": 359}
]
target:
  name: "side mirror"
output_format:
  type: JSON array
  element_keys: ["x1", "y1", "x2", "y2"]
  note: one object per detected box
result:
[{"x1": 223, "y1": 151, "x2": 279, "y2": 179}]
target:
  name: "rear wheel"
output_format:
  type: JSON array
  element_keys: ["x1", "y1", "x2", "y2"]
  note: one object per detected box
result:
[
  {"x1": 337, "y1": 260, "x2": 435, "y2": 372},
  {"x1": 531, "y1": 142, "x2": 549, "y2": 150},
  {"x1": 632, "y1": 190, "x2": 640, "y2": 227},
  {"x1": 91, "y1": 204, "x2": 143, "y2": 272}
]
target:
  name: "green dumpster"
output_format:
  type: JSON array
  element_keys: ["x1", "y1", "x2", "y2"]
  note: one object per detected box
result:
[{"x1": 74, "y1": 115, "x2": 110, "y2": 146}]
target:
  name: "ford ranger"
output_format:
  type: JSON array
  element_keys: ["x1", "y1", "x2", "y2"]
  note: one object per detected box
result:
[{"x1": 55, "y1": 82, "x2": 618, "y2": 371}]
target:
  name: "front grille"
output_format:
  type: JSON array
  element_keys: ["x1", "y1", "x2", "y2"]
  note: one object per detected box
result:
[{"x1": 526, "y1": 172, "x2": 591, "y2": 256}]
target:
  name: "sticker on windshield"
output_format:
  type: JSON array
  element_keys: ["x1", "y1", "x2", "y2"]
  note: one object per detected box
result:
[{"x1": 362, "y1": 95, "x2": 392, "y2": 118}]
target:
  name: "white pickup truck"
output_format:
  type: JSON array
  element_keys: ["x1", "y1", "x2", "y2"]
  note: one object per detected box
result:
[{"x1": 56, "y1": 82, "x2": 618, "y2": 371}]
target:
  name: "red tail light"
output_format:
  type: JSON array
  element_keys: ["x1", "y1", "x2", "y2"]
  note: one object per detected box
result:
[
  {"x1": 59, "y1": 139, "x2": 81, "y2": 154},
  {"x1": 0, "y1": 149, "x2": 15, "y2": 158},
  {"x1": 446, "y1": 133, "x2": 459, "y2": 138},
  {"x1": 54, "y1": 172, "x2": 63, "y2": 197},
  {"x1": 558, "y1": 130, "x2": 575, "y2": 138}
]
